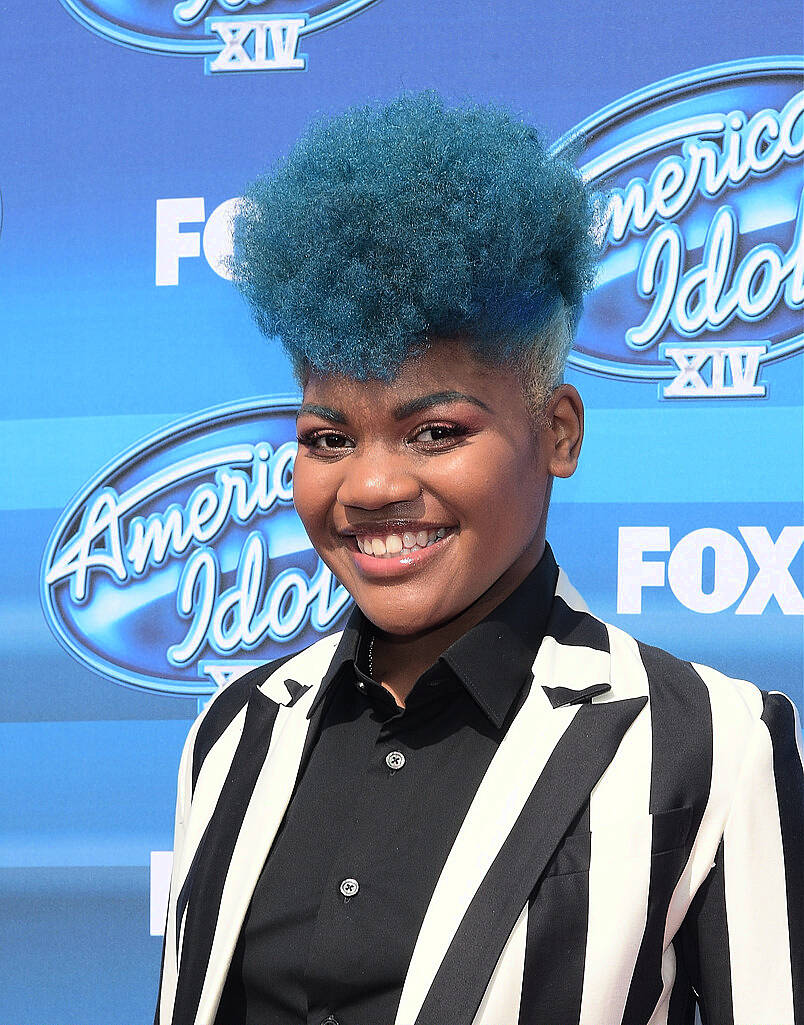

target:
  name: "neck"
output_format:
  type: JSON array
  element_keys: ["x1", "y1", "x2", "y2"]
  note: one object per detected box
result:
[{"x1": 369, "y1": 538, "x2": 545, "y2": 706}]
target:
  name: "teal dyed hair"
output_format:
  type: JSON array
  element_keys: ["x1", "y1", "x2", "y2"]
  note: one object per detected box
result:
[{"x1": 229, "y1": 90, "x2": 599, "y2": 393}]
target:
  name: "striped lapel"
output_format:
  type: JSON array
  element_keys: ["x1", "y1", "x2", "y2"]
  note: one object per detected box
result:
[
  {"x1": 395, "y1": 569, "x2": 648, "y2": 1025},
  {"x1": 411, "y1": 696, "x2": 647, "y2": 1025},
  {"x1": 170, "y1": 637, "x2": 340, "y2": 1025}
]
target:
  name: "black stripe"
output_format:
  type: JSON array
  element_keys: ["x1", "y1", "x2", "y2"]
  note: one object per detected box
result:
[
  {"x1": 762, "y1": 690, "x2": 804, "y2": 1018},
  {"x1": 172, "y1": 690, "x2": 282, "y2": 1025},
  {"x1": 283, "y1": 678, "x2": 312, "y2": 706},
  {"x1": 546, "y1": 595, "x2": 610, "y2": 651},
  {"x1": 542, "y1": 682, "x2": 611, "y2": 707},
  {"x1": 414, "y1": 696, "x2": 647, "y2": 1025},
  {"x1": 191, "y1": 655, "x2": 295, "y2": 792},
  {"x1": 665, "y1": 939, "x2": 697, "y2": 1025},
  {"x1": 519, "y1": 800, "x2": 590, "y2": 1023},
  {"x1": 175, "y1": 820, "x2": 211, "y2": 959},
  {"x1": 679, "y1": 837, "x2": 733, "y2": 1025},
  {"x1": 623, "y1": 649, "x2": 713, "y2": 1023}
]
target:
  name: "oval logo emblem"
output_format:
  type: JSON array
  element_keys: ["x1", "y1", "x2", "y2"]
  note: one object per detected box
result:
[
  {"x1": 59, "y1": 0, "x2": 380, "y2": 71},
  {"x1": 40, "y1": 397, "x2": 351, "y2": 698},
  {"x1": 559, "y1": 57, "x2": 803, "y2": 395}
]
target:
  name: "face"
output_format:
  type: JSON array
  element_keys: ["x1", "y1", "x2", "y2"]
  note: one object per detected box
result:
[{"x1": 293, "y1": 339, "x2": 582, "y2": 638}]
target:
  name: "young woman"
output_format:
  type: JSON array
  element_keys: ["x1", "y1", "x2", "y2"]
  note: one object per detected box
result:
[{"x1": 155, "y1": 92, "x2": 803, "y2": 1025}]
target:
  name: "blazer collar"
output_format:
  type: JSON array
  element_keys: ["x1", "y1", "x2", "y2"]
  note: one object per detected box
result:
[{"x1": 305, "y1": 542, "x2": 562, "y2": 729}]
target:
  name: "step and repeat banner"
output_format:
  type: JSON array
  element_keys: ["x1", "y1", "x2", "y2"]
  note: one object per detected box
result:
[{"x1": 2, "y1": 1, "x2": 802, "y2": 1021}]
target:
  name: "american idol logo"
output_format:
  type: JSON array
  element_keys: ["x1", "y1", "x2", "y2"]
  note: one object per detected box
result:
[
  {"x1": 58, "y1": 0, "x2": 380, "y2": 73},
  {"x1": 560, "y1": 57, "x2": 803, "y2": 398},
  {"x1": 40, "y1": 398, "x2": 351, "y2": 699}
]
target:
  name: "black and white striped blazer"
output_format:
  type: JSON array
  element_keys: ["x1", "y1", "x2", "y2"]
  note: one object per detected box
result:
[{"x1": 155, "y1": 563, "x2": 803, "y2": 1025}]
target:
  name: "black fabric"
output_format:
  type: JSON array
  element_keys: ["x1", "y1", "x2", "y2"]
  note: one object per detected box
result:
[
  {"x1": 679, "y1": 836, "x2": 734, "y2": 1025},
  {"x1": 215, "y1": 546, "x2": 558, "y2": 1025},
  {"x1": 521, "y1": 800, "x2": 590, "y2": 1023},
  {"x1": 542, "y1": 682, "x2": 611, "y2": 707},
  {"x1": 763, "y1": 690, "x2": 804, "y2": 1023},
  {"x1": 621, "y1": 647, "x2": 713, "y2": 1024},
  {"x1": 546, "y1": 593, "x2": 610, "y2": 650}
]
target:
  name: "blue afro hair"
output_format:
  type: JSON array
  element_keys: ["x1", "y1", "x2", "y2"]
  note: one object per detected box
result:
[{"x1": 229, "y1": 90, "x2": 598, "y2": 380}]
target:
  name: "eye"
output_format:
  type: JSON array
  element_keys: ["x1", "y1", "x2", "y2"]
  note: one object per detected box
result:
[
  {"x1": 410, "y1": 423, "x2": 467, "y2": 446},
  {"x1": 297, "y1": 429, "x2": 355, "y2": 453}
]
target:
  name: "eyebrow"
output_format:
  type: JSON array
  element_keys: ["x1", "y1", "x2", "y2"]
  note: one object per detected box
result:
[
  {"x1": 296, "y1": 390, "x2": 491, "y2": 425},
  {"x1": 296, "y1": 403, "x2": 348, "y2": 424},
  {"x1": 392, "y1": 391, "x2": 492, "y2": 420}
]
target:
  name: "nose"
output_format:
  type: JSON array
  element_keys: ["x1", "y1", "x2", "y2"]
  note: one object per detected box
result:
[{"x1": 336, "y1": 444, "x2": 423, "y2": 510}]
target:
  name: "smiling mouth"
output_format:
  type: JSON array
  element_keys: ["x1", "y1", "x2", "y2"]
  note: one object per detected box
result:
[{"x1": 353, "y1": 527, "x2": 454, "y2": 558}]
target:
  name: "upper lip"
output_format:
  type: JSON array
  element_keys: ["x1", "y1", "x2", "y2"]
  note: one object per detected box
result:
[{"x1": 338, "y1": 520, "x2": 454, "y2": 539}]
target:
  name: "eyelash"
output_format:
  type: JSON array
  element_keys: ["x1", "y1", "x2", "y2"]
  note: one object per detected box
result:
[{"x1": 296, "y1": 422, "x2": 468, "y2": 454}]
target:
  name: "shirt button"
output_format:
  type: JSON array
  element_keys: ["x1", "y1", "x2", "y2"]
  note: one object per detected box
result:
[
  {"x1": 339, "y1": 877, "x2": 359, "y2": 898},
  {"x1": 356, "y1": 680, "x2": 366, "y2": 691},
  {"x1": 386, "y1": 750, "x2": 406, "y2": 770}
]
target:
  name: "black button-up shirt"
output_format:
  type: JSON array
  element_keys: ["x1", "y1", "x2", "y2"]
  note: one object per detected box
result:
[{"x1": 215, "y1": 545, "x2": 559, "y2": 1025}]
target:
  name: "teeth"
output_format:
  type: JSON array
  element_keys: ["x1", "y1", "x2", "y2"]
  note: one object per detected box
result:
[{"x1": 356, "y1": 528, "x2": 452, "y2": 558}]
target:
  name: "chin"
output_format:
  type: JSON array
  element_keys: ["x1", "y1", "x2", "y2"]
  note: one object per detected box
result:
[
  {"x1": 351, "y1": 584, "x2": 471, "y2": 637},
  {"x1": 366, "y1": 611, "x2": 441, "y2": 637}
]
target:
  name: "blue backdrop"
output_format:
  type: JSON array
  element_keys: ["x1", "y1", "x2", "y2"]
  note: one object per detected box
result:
[{"x1": 1, "y1": 1, "x2": 802, "y2": 1020}]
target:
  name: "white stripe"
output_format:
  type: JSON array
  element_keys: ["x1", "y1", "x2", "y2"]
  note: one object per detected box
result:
[
  {"x1": 471, "y1": 902, "x2": 528, "y2": 1025},
  {"x1": 159, "y1": 693, "x2": 224, "y2": 1023},
  {"x1": 556, "y1": 568, "x2": 590, "y2": 612},
  {"x1": 724, "y1": 718, "x2": 795, "y2": 1024},
  {"x1": 580, "y1": 624, "x2": 652, "y2": 1024},
  {"x1": 604, "y1": 622, "x2": 652, "y2": 701},
  {"x1": 535, "y1": 635, "x2": 611, "y2": 690},
  {"x1": 193, "y1": 690, "x2": 317, "y2": 1025},
  {"x1": 394, "y1": 685, "x2": 578, "y2": 1025}
]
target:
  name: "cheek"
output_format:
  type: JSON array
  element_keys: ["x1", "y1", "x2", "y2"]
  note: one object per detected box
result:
[
  {"x1": 449, "y1": 446, "x2": 545, "y2": 538},
  {"x1": 448, "y1": 442, "x2": 542, "y2": 504},
  {"x1": 292, "y1": 458, "x2": 333, "y2": 534}
]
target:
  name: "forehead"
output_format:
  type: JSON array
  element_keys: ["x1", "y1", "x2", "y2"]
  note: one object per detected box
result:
[{"x1": 302, "y1": 338, "x2": 525, "y2": 414}]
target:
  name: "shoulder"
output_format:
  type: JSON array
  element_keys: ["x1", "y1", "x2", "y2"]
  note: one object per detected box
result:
[
  {"x1": 600, "y1": 612, "x2": 796, "y2": 753},
  {"x1": 546, "y1": 572, "x2": 779, "y2": 741},
  {"x1": 593, "y1": 616, "x2": 803, "y2": 827}
]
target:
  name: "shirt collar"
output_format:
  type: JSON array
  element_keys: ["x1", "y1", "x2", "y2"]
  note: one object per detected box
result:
[{"x1": 307, "y1": 542, "x2": 559, "y2": 728}]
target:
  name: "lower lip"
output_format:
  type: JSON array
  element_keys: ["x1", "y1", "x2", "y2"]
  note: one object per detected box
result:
[{"x1": 347, "y1": 532, "x2": 456, "y2": 578}]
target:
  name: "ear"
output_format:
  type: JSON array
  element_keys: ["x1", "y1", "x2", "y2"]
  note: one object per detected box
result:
[{"x1": 544, "y1": 384, "x2": 584, "y2": 478}]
